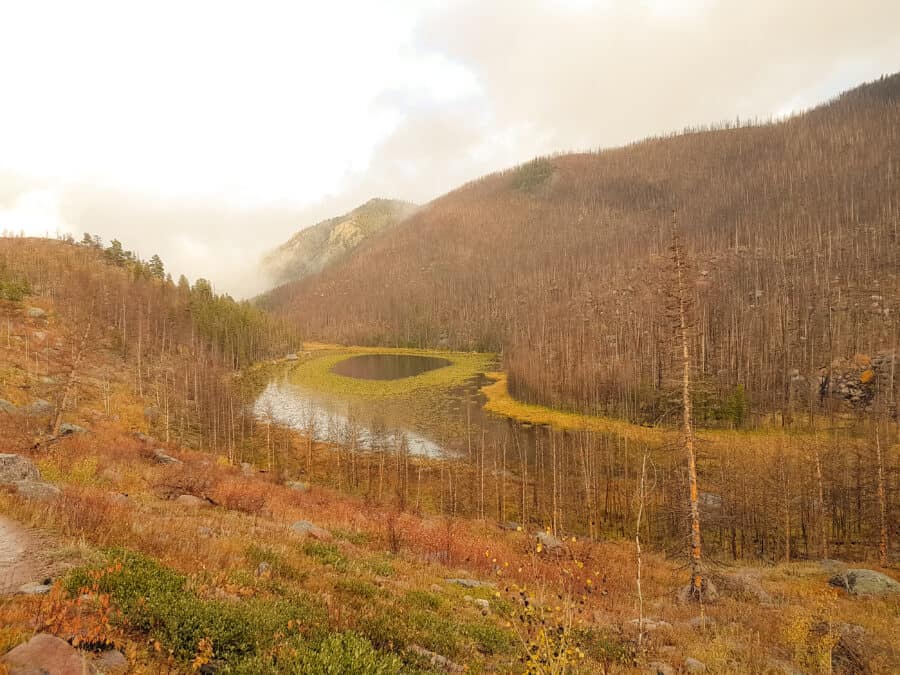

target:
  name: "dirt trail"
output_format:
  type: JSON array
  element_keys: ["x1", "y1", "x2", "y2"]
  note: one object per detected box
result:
[{"x1": 0, "y1": 514, "x2": 55, "y2": 593}]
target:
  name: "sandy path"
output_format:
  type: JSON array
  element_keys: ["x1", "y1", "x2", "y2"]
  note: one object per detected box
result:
[{"x1": 0, "y1": 514, "x2": 53, "y2": 593}]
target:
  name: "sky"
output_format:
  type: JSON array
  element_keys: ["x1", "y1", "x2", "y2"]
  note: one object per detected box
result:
[{"x1": 1, "y1": 0, "x2": 899, "y2": 296}]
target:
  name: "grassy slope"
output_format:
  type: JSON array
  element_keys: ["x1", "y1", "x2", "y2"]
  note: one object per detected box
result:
[{"x1": 2, "y1": 294, "x2": 899, "y2": 673}]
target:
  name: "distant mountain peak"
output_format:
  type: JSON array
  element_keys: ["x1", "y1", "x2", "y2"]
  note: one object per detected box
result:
[{"x1": 262, "y1": 198, "x2": 417, "y2": 288}]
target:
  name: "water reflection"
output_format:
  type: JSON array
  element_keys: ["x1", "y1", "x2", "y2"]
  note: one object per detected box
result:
[
  {"x1": 253, "y1": 380, "x2": 446, "y2": 457},
  {"x1": 330, "y1": 353, "x2": 451, "y2": 380}
]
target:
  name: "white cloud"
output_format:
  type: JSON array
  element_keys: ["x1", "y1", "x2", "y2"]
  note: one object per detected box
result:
[{"x1": 1, "y1": 0, "x2": 898, "y2": 297}]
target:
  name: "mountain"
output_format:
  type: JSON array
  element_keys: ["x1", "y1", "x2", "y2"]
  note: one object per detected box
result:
[
  {"x1": 261, "y1": 198, "x2": 417, "y2": 288},
  {"x1": 262, "y1": 73, "x2": 900, "y2": 425}
]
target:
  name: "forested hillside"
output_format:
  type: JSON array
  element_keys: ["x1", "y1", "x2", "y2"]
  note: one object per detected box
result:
[
  {"x1": 260, "y1": 198, "x2": 417, "y2": 289},
  {"x1": 0, "y1": 236, "x2": 298, "y2": 450},
  {"x1": 263, "y1": 73, "x2": 900, "y2": 426}
]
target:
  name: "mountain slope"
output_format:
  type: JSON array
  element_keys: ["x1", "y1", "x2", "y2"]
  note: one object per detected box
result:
[
  {"x1": 262, "y1": 198, "x2": 417, "y2": 287},
  {"x1": 263, "y1": 73, "x2": 900, "y2": 424}
]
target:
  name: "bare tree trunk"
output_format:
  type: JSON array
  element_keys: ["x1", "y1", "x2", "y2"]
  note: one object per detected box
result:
[
  {"x1": 875, "y1": 423, "x2": 888, "y2": 566},
  {"x1": 50, "y1": 320, "x2": 92, "y2": 437},
  {"x1": 635, "y1": 452, "x2": 648, "y2": 650},
  {"x1": 672, "y1": 211, "x2": 704, "y2": 598}
]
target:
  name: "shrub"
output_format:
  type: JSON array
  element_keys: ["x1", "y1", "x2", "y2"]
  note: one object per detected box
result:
[
  {"x1": 403, "y1": 590, "x2": 442, "y2": 611},
  {"x1": 302, "y1": 542, "x2": 348, "y2": 572},
  {"x1": 213, "y1": 477, "x2": 269, "y2": 514},
  {"x1": 228, "y1": 632, "x2": 402, "y2": 674},
  {"x1": 63, "y1": 550, "x2": 327, "y2": 664}
]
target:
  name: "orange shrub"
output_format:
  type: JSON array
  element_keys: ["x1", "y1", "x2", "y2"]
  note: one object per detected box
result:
[{"x1": 211, "y1": 477, "x2": 269, "y2": 515}]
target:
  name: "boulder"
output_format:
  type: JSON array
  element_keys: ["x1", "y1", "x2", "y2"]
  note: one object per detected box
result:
[
  {"x1": 291, "y1": 520, "x2": 333, "y2": 541},
  {"x1": 0, "y1": 454, "x2": 41, "y2": 483},
  {"x1": 829, "y1": 569, "x2": 900, "y2": 596},
  {"x1": 255, "y1": 561, "x2": 272, "y2": 577},
  {"x1": 408, "y1": 645, "x2": 464, "y2": 673},
  {"x1": 240, "y1": 462, "x2": 255, "y2": 476},
  {"x1": 24, "y1": 399, "x2": 53, "y2": 416},
  {"x1": 646, "y1": 662, "x2": 676, "y2": 675},
  {"x1": 18, "y1": 581, "x2": 52, "y2": 595},
  {"x1": 446, "y1": 578, "x2": 495, "y2": 589},
  {"x1": 0, "y1": 399, "x2": 17, "y2": 414},
  {"x1": 685, "y1": 657, "x2": 707, "y2": 673},
  {"x1": 676, "y1": 579, "x2": 719, "y2": 603},
  {"x1": 536, "y1": 530, "x2": 566, "y2": 553},
  {"x1": 94, "y1": 649, "x2": 128, "y2": 674},
  {"x1": 629, "y1": 618, "x2": 673, "y2": 632},
  {"x1": 26, "y1": 307, "x2": 46, "y2": 319},
  {"x1": 174, "y1": 494, "x2": 209, "y2": 507},
  {"x1": 152, "y1": 448, "x2": 182, "y2": 465},
  {"x1": 15, "y1": 481, "x2": 61, "y2": 501},
  {"x1": 1, "y1": 633, "x2": 90, "y2": 675},
  {"x1": 59, "y1": 422, "x2": 87, "y2": 435},
  {"x1": 285, "y1": 480, "x2": 309, "y2": 492}
]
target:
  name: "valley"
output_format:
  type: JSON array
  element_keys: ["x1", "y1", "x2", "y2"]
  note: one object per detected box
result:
[{"x1": 1, "y1": 70, "x2": 899, "y2": 673}]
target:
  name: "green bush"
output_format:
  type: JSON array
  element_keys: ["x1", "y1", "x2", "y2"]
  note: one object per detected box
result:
[
  {"x1": 302, "y1": 542, "x2": 348, "y2": 571},
  {"x1": 64, "y1": 550, "x2": 327, "y2": 663},
  {"x1": 461, "y1": 621, "x2": 514, "y2": 655},
  {"x1": 403, "y1": 589, "x2": 442, "y2": 611},
  {"x1": 228, "y1": 632, "x2": 402, "y2": 674}
]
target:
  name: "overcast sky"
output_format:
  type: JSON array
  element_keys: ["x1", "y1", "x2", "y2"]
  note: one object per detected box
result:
[{"x1": 1, "y1": 0, "x2": 899, "y2": 296}]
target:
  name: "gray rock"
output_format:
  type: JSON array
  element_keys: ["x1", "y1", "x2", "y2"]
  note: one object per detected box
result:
[
  {"x1": 109, "y1": 493, "x2": 129, "y2": 505},
  {"x1": 284, "y1": 353, "x2": 299, "y2": 361},
  {"x1": 0, "y1": 399, "x2": 18, "y2": 414},
  {"x1": 24, "y1": 399, "x2": 54, "y2": 416},
  {"x1": 536, "y1": 530, "x2": 566, "y2": 553},
  {"x1": 829, "y1": 569, "x2": 900, "y2": 596},
  {"x1": 152, "y1": 448, "x2": 182, "y2": 464},
  {"x1": 685, "y1": 657, "x2": 707, "y2": 672},
  {"x1": 500, "y1": 521, "x2": 522, "y2": 531},
  {"x1": 408, "y1": 645, "x2": 464, "y2": 672},
  {"x1": 629, "y1": 618, "x2": 673, "y2": 632},
  {"x1": 59, "y1": 422, "x2": 87, "y2": 435},
  {"x1": 677, "y1": 580, "x2": 719, "y2": 603},
  {"x1": 174, "y1": 494, "x2": 208, "y2": 507},
  {"x1": 285, "y1": 480, "x2": 309, "y2": 491},
  {"x1": 291, "y1": 520, "x2": 333, "y2": 541},
  {"x1": 0, "y1": 454, "x2": 41, "y2": 483},
  {"x1": 1, "y1": 633, "x2": 86, "y2": 674},
  {"x1": 255, "y1": 562, "x2": 271, "y2": 577},
  {"x1": 240, "y1": 462, "x2": 255, "y2": 475},
  {"x1": 26, "y1": 307, "x2": 46, "y2": 318},
  {"x1": 15, "y1": 481, "x2": 61, "y2": 501},
  {"x1": 446, "y1": 578, "x2": 495, "y2": 589},
  {"x1": 18, "y1": 581, "x2": 52, "y2": 595},
  {"x1": 647, "y1": 662, "x2": 676, "y2": 675},
  {"x1": 94, "y1": 648, "x2": 128, "y2": 673}
]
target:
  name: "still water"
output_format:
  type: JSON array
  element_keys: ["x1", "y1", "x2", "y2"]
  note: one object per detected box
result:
[{"x1": 330, "y1": 353, "x2": 451, "y2": 380}]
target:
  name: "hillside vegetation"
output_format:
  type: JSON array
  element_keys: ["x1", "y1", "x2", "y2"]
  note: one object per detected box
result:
[
  {"x1": 261, "y1": 198, "x2": 417, "y2": 289},
  {"x1": 1, "y1": 243, "x2": 898, "y2": 672},
  {"x1": 263, "y1": 74, "x2": 900, "y2": 427}
]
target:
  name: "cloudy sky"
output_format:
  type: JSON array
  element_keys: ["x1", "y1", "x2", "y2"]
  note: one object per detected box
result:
[{"x1": 1, "y1": 0, "x2": 899, "y2": 296}]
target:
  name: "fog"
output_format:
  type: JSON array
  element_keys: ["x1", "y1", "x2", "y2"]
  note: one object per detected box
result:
[{"x1": 1, "y1": 0, "x2": 898, "y2": 296}]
